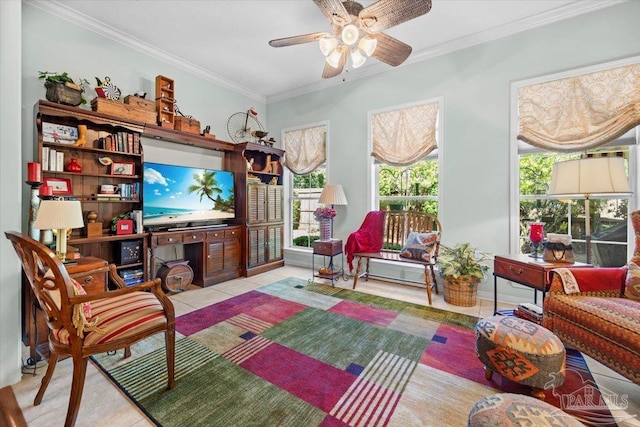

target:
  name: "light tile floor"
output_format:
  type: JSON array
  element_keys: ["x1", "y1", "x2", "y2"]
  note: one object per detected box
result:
[{"x1": 11, "y1": 265, "x2": 640, "y2": 426}]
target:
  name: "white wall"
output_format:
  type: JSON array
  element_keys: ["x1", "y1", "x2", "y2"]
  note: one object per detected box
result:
[
  {"x1": 0, "y1": 0, "x2": 24, "y2": 388},
  {"x1": 267, "y1": 1, "x2": 640, "y2": 301}
]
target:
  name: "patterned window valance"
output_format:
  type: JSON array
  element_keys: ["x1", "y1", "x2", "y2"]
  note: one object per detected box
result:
[
  {"x1": 371, "y1": 102, "x2": 438, "y2": 166},
  {"x1": 283, "y1": 125, "x2": 326, "y2": 175},
  {"x1": 518, "y1": 62, "x2": 640, "y2": 152}
]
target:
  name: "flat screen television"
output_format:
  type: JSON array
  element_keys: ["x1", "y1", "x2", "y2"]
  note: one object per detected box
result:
[{"x1": 142, "y1": 162, "x2": 235, "y2": 230}]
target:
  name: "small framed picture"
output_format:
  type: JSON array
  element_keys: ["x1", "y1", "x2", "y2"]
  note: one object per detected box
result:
[
  {"x1": 42, "y1": 122, "x2": 78, "y2": 144},
  {"x1": 111, "y1": 162, "x2": 135, "y2": 176},
  {"x1": 43, "y1": 177, "x2": 73, "y2": 195}
]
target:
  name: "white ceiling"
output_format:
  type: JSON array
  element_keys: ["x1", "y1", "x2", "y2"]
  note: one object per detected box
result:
[{"x1": 33, "y1": 0, "x2": 622, "y2": 103}]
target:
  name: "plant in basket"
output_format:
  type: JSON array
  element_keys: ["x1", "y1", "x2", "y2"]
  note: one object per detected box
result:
[
  {"x1": 437, "y1": 243, "x2": 491, "y2": 307},
  {"x1": 38, "y1": 71, "x2": 90, "y2": 106}
]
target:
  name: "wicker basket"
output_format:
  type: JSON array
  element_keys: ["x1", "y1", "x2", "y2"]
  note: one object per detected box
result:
[
  {"x1": 443, "y1": 276, "x2": 480, "y2": 307},
  {"x1": 45, "y1": 82, "x2": 82, "y2": 106}
]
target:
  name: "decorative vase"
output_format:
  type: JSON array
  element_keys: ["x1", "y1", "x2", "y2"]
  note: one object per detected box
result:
[
  {"x1": 319, "y1": 218, "x2": 332, "y2": 241},
  {"x1": 65, "y1": 158, "x2": 83, "y2": 173}
]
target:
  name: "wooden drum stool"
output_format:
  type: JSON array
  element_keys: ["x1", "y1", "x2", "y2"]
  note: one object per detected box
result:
[{"x1": 475, "y1": 315, "x2": 566, "y2": 399}]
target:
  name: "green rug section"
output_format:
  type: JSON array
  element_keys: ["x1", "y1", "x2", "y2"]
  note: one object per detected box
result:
[
  {"x1": 305, "y1": 281, "x2": 479, "y2": 329},
  {"x1": 261, "y1": 307, "x2": 429, "y2": 369},
  {"x1": 101, "y1": 337, "x2": 325, "y2": 427}
]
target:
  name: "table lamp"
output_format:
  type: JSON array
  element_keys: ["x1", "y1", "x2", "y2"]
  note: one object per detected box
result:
[
  {"x1": 34, "y1": 198, "x2": 84, "y2": 263},
  {"x1": 548, "y1": 156, "x2": 631, "y2": 264},
  {"x1": 318, "y1": 184, "x2": 348, "y2": 239}
]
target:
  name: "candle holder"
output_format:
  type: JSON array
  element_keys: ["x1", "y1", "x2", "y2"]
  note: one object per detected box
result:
[{"x1": 529, "y1": 222, "x2": 545, "y2": 259}]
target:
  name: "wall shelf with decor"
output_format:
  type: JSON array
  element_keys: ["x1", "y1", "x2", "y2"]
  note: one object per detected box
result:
[{"x1": 35, "y1": 100, "x2": 147, "y2": 276}]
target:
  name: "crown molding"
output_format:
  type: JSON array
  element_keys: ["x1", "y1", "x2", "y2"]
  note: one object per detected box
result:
[{"x1": 25, "y1": 0, "x2": 266, "y2": 104}]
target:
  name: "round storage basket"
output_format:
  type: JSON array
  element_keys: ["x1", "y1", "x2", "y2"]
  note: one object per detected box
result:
[
  {"x1": 156, "y1": 260, "x2": 193, "y2": 293},
  {"x1": 443, "y1": 276, "x2": 479, "y2": 307}
]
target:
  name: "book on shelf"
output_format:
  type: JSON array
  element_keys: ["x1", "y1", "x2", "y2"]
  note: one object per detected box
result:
[
  {"x1": 42, "y1": 146, "x2": 50, "y2": 171},
  {"x1": 49, "y1": 148, "x2": 57, "y2": 171},
  {"x1": 133, "y1": 133, "x2": 140, "y2": 154},
  {"x1": 56, "y1": 151, "x2": 64, "y2": 172}
]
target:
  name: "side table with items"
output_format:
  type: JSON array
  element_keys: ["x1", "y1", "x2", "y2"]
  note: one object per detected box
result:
[
  {"x1": 493, "y1": 254, "x2": 592, "y2": 321},
  {"x1": 311, "y1": 239, "x2": 344, "y2": 286}
]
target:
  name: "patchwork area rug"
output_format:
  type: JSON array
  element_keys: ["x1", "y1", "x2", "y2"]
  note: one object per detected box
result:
[{"x1": 92, "y1": 277, "x2": 617, "y2": 426}]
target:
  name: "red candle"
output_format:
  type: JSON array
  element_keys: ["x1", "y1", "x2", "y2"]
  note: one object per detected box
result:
[
  {"x1": 27, "y1": 162, "x2": 42, "y2": 183},
  {"x1": 39, "y1": 185, "x2": 53, "y2": 197}
]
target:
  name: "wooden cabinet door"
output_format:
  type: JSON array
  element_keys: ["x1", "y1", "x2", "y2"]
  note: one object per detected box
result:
[
  {"x1": 267, "y1": 224, "x2": 283, "y2": 262},
  {"x1": 224, "y1": 237, "x2": 241, "y2": 270},
  {"x1": 248, "y1": 226, "x2": 266, "y2": 267},
  {"x1": 248, "y1": 184, "x2": 266, "y2": 224},
  {"x1": 206, "y1": 241, "x2": 224, "y2": 276},
  {"x1": 266, "y1": 185, "x2": 283, "y2": 222}
]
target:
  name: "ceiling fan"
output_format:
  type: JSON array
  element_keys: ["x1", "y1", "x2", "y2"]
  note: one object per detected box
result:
[{"x1": 268, "y1": 0, "x2": 432, "y2": 78}]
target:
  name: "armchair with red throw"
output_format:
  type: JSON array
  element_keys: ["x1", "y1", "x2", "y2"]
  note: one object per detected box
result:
[{"x1": 543, "y1": 211, "x2": 640, "y2": 386}]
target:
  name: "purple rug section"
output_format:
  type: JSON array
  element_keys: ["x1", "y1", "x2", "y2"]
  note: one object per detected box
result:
[
  {"x1": 327, "y1": 300, "x2": 399, "y2": 327},
  {"x1": 240, "y1": 341, "x2": 357, "y2": 412},
  {"x1": 176, "y1": 291, "x2": 274, "y2": 335},
  {"x1": 243, "y1": 297, "x2": 308, "y2": 325}
]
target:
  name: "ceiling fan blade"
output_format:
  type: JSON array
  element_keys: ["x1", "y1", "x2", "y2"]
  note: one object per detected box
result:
[
  {"x1": 360, "y1": 0, "x2": 432, "y2": 33},
  {"x1": 370, "y1": 32, "x2": 412, "y2": 67},
  {"x1": 269, "y1": 32, "x2": 331, "y2": 48},
  {"x1": 322, "y1": 46, "x2": 348, "y2": 78},
  {"x1": 313, "y1": 0, "x2": 351, "y2": 27}
]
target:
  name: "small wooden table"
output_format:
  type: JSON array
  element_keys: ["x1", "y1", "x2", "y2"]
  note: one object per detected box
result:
[
  {"x1": 493, "y1": 254, "x2": 592, "y2": 315},
  {"x1": 312, "y1": 239, "x2": 344, "y2": 286}
]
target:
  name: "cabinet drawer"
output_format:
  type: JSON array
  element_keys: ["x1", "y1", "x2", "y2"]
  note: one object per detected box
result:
[
  {"x1": 156, "y1": 234, "x2": 183, "y2": 245},
  {"x1": 225, "y1": 228, "x2": 239, "y2": 238},
  {"x1": 207, "y1": 230, "x2": 225, "y2": 240},
  {"x1": 494, "y1": 259, "x2": 546, "y2": 290},
  {"x1": 183, "y1": 231, "x2": 204, "y2": 243}
]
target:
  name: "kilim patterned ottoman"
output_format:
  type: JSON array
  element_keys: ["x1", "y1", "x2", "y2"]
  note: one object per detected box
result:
[
  {"x1": 468, "y1": 393, "x2": 585, "y2": 427},
  {"x1": 475, "y1": 315, "x2": 565, "y2": 399}
]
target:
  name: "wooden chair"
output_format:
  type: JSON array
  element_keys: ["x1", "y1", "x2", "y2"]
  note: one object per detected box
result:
[{"x1": 5, "y1": 231, "x2": 175, "y2": 427}]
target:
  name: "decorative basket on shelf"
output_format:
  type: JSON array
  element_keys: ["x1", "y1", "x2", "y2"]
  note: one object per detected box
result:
[{"x1": 45, "y1": 82, "x2": 83, "y2": 106}]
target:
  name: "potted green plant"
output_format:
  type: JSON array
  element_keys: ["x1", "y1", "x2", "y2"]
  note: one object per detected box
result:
[
  {"x1": 38, "y1": 71, "x2": 89, "y2": 106},
  {"x1": 438, "y1": 243, "x2": 491, "y2": 306}
]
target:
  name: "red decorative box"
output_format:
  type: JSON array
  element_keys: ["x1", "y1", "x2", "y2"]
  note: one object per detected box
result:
[{"x1": 116, "y1": 219, "x2": 134, "y2": 235}]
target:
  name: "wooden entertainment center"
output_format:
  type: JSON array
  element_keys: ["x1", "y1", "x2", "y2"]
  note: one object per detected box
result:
[{"x1": 34, "y1": 100, "x2": 285, "y2": 286}]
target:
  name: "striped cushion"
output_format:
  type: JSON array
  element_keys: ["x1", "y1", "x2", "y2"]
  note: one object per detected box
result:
[{"x1": 52, "y1": 291, "x2": 167, "y2": 346}]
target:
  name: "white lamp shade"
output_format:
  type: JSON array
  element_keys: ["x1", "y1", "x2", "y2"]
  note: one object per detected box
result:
[
  {"x1": 350, "y1": 49, "x2": 366, "y2": 68},
  {"x1": 319, "y1": 37, "x2": 338, "y2": 56},
  {"x1": 34, "y1": 200, "x2": 85, "y2": 230},
  {"x1": 319, "y1": 184, "x2": 348, "y2": 205},
  {"x1": 341, "y1": 24, "x2": 359, "y2": 46},
  {"x1": 548, "y1": 157, "x2": 632, "y2": 198},
  {"x1": 358, "y1": 35, "x2": 377, "y2": 56},
  {"x1": 326, "y1": 45, "x2": 346, "y2": 68}
]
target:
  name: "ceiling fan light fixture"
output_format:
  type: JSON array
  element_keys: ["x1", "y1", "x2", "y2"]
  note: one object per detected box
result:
[
  {"x1": 350, "y1": 49, "x2": 366, "y2": 68},
  {"x1": 341, "y1": 24, "x2": 359, "y2": 46},
  {"x1": 359, "y1": 35, "x2": 377, "y2": 57},
  {"x1": 319, "y1": 37, "x2": 338, "y2": 57},
  {"x1": 326, "y1": 46, "x2": 345, "y2": 68}
]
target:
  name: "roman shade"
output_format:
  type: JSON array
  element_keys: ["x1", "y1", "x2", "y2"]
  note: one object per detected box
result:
[
  {"x1": 371, "y1": 102, "x2": 438, "y2": 166},
  {"x1": 283, "y1": 125, "x2": 326, "y2": 174},
  {"x1": 517, "y1": 62, "x2": 640, "y2": 152}
]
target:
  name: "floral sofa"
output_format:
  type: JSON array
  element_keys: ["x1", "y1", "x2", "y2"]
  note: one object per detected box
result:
[{"x1": 543, "y1": 211, "x2": 640, "y2": 386}]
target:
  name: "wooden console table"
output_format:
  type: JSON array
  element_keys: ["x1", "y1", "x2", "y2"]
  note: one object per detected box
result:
[
  {"x1": 493, "y1": 254, "x2": 592, "y2": 314},
  {"x1": 149, "y1": 226, "x2": 242, "y2": 287}
]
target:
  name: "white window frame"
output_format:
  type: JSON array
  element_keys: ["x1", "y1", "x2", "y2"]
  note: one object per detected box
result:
[
  {"x1": 367, "y1": 97, "x2": 444, "y2": 214},
  {"x1": 509, "y1": 56, "x2": 640, "y2": 258},
  {"x1": 282, "y1": 120, "x2": 329, "y2": 250}
]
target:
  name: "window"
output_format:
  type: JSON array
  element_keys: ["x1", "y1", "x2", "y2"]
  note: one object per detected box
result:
[
  {"x1": 370, "y1": 99, "x2": 442, "y2": 216},
  {"x1": 511, "y1": 57, "x2": 639, "y2": 267},
  {"x1": 518, "y1": 145, "x2": 633, "y2": 267},
  {"x1": 283, "y1": 123, "x2": 327, "y2": 249}
]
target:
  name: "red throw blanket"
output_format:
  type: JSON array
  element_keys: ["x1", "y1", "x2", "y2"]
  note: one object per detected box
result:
[{"x1": 345, "y1": 211, "x2": 386, "y2": 272}]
